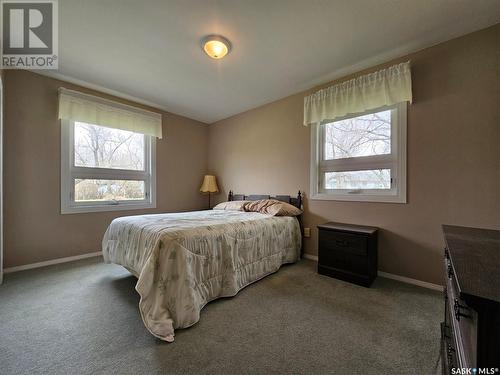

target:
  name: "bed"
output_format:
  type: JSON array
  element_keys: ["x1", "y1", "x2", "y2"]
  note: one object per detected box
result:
[{"x1": 102, "y1": 191, "x2": 303, "y2": 342}]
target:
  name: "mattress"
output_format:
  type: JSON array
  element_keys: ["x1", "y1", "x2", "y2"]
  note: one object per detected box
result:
[{"x1": 102, "y1": 209, "x2": 302, "y2": 342}]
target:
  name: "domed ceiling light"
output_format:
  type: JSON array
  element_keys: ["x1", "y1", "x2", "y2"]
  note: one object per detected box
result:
[{"x1": 202, "y1": 35, "x2": 231, "y2": 59}]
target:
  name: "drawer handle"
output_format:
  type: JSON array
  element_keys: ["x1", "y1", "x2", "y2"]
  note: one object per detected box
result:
[
  {"x1": 444, "y1": 247, "x2": 449, "y2": 259},
  {"x1": 335, "y1": 240, "x2": 348, "y2": 247},
  {"x1": 454, "y1": 299, "x2": 472, "y2": 321},
  {"x1": 447, "y1": 344, "x2": 455, "y2": 365},
  {"x1": 441, "y1": 322, "x2": 451, "y2": 339},
  {"x1": 447, "y1": 263, "x2": 454, "y2": 279}
]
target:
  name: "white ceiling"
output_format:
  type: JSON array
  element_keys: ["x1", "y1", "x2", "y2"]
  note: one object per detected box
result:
[{"x1": 53, "y1": 0, "x2": 500, "y2": 124}]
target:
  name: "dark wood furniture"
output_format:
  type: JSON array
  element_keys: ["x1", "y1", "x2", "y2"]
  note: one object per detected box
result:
[
  {"x1": 317, "y1": 222, "x2": 378, "y2": 287},
  {"x1": 441, "y1": 225, "x2": 500, "y2": 374},
  {"x1": 227, "y1": 190, "x2": 302, "y2": 209}
]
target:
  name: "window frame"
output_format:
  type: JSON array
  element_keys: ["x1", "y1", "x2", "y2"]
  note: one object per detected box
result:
[
  {"x1": 61, "y1": 119, "x2": 156, "y2": 214},
  {"x1": 310, "y1": 102, "x2": 407, "y2": 203}
]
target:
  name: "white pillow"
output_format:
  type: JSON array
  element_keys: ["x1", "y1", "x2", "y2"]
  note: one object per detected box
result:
[
  {"x1": 243, "y1": 199, "x2": 302, "y2": 216},
  {"x1": 212, "y1": 201, "x2": 249, "y2": 211}
]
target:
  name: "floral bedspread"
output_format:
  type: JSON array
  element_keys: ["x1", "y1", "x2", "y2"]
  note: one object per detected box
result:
[{"x1": 102, "y1": 210, "x2": 301, "y2": 342}]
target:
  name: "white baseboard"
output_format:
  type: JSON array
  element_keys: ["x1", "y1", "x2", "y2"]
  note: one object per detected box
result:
[
  {"x1": 4, "y1": 250, "x2": 443, "y2": 291},
  {"x1": 4, "y1": 251, "x2": 102, "y2": 274},
  {"x1": 302, "y1": 253, "x2": 443, "y2": 291},
  {"x1": 377, "y1": 271, "x2": 443, "y2": 291},
  {"x1": 303, "y1": 253, "x2": 318, "y2": 261}
]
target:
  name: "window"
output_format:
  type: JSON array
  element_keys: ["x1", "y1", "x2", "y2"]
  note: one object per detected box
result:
[
  {"x1": 61, "y1": 120, "x2": 156, "y2": 213},
  {"x1": 310, "y1": 102, "x2": 407, "y2": 203}
]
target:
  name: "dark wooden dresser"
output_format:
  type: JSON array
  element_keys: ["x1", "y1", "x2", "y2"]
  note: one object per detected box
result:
[
  {"x1": 441, "y1": 225, "x2": 500, "y2": 374},
  {"x1": 317, "y1": 222, "x2": 378, "y2": 287}
]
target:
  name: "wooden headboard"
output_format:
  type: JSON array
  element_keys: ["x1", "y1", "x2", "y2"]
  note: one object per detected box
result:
[{"x1": 227, "y1": 190, "x2": 302, "y2": 209}]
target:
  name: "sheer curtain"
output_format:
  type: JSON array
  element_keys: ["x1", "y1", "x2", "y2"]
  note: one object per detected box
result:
[
  {"x1": 58, "y1": 88, "x2": 163, "y2": 138},
  {"x1": 304, "y1": 61, "x2": 412, "y2": 126}
]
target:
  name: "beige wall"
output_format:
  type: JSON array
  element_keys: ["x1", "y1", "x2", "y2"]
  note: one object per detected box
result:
[
  {"x1": 208, "y1": 25, "x2": 500, "y2": 285},
  {"x1": 3, "y1": 26, "x2": 499, "y2": 281},
  {"x1": 4, "y1": 70, "x2": 209, "y2": 268}
]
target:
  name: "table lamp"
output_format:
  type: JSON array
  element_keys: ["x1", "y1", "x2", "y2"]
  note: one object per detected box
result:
[{"x1": 199, "y1": 175, "x2": 219, "y2": 209}]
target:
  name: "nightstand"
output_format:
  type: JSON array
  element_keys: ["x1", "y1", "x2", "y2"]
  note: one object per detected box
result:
[{"x1": 317, "y1": 222, "x2": 378, "y2": 287}]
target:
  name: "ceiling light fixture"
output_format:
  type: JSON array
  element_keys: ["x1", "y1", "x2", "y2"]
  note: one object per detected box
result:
[{"x1": 202, "y1": 35, "x2": 231, "y2": 59}]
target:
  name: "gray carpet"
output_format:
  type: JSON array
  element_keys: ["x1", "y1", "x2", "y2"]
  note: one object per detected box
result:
[{"x1": 0, "y1": 258, "x2": 442, "y2": 375}]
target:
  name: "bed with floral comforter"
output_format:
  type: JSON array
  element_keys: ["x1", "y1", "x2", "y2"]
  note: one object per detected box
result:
[{"x1": 102, "y1": 209, "x2": 301, "y2": 342}]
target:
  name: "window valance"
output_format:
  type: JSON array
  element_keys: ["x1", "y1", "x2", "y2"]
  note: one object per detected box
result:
[
  {"x1": 303, "y1": 61, "x2": 412, "y2": 126},
  {"x1": 58, "y1": 88, "x2": 163, "y2": 138}
]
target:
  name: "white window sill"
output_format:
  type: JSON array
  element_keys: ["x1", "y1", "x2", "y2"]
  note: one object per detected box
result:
[
  {"x1": 310, "y1": 192, "x2": 406, "y2": 204},
  {"x1": 61, "y1": 201, "x2": 156, "y2": 214}
]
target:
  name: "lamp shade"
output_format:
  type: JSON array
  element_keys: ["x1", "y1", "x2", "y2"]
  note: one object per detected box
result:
[{"x1": 199, "y1": 175, "x2": 219, "y2": 193}]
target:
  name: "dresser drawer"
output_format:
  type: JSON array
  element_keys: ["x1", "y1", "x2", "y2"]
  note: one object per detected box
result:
[
  {"x1": 441, "y1": 322, "x2": 458, "y2": 374},
  {"x1": 317, "y1": 222, "x2": 377, "y2": 287},
  {"x1": 319, "y1": 230, "x2": 368, "y2": 256},
  {"x1": 443, "y1": 256, "x2": 478, "y2": 368},
  {"x1": 319, "y1": 247, "x2": 368, "y2": 274},
  {"x1": 442, "y1": 226, "x2": 500, "y2": 368}
]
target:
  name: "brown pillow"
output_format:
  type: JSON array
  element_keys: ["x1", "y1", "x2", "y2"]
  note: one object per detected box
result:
[
  {"x1": 212, "y1": 201, "x2": 249, "y2": 211},
  {"x1": 243, "y1": 199, "x2": 302, "y2": 216}
]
